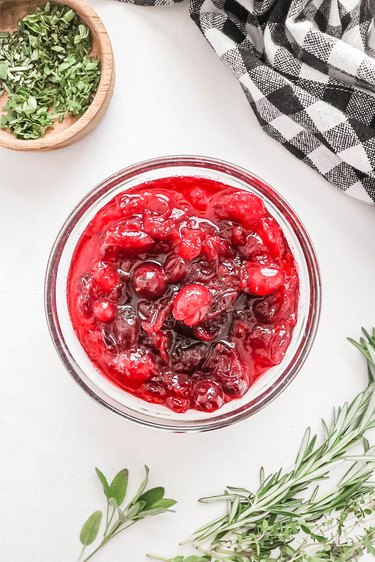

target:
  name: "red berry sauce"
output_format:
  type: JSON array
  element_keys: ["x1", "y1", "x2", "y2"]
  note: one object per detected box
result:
[{"x1": 67, "y1": 177, "x2": 299, "y2": 413}]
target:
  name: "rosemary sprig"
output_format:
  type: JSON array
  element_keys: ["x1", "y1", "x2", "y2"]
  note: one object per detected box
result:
[
  {"x1": 79, "y1": 466, "x2": 176, "y2": 562},
  {"x1": 150, "y1": 328, "x2": 375, "y2": 562},
  {"x1": 348, "y1": 327, "x2": 375, "y2": 383}
]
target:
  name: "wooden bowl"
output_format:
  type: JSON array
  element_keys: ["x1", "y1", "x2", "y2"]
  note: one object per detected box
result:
[{"x1": 0, "y1": 0, "x2": 115, "y2": 151}]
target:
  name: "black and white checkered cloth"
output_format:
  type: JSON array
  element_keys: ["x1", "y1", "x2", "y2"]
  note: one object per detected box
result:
[{"x1": 118, "y1": 0, "x2": 375, "y2": 203}]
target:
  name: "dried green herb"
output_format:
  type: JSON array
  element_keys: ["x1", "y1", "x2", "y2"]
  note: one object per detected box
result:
[{"x1": 0, "y1": 2, "x2": 100, "y2": 139}]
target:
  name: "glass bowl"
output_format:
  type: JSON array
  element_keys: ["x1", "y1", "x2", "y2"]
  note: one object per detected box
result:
[{"x1": 45, "y1": 156, "x2": 321, "y2": 432}]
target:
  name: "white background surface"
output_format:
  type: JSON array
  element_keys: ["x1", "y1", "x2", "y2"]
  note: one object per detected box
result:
[{"x1": 1, "y1": 1, "x2": 375, "y2": 560}]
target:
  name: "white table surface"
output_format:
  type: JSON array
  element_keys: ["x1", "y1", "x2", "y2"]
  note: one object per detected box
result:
[{"x1": 1, "y1": 1, "x2": 375, "y2": 560}]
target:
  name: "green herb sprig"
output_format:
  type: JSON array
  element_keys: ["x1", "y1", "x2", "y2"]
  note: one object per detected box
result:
[
  {"x1": 0, "y1": 2, "x2": 100, "y2": 139},
  {"x1": 150, "y1": 328, "x2": 375, "y2": 562},
  {"x1": 79, "y1": 466, "x2": 176, "y2": 562}
]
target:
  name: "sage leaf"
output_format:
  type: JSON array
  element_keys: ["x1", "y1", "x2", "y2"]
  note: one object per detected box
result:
[
  {"x1": 109, "y1": 498, "x2": 127, "y2": 523},
  {"x1": 79, "y1": 511, "x2": 102, "y2": 546},
  {"x1": 126, "y1": 500, "x2": 147, "y2": 519},
  {"x1": 141, "y1": 499, "x2": 177, "y2": 516},
  {"x1": 129, "y1": 465, "x2": 150, "y2": 506},
  {"x1": 95, "y1": 467, "x2": 110, "y2": 498},
  {"x1": 138, "y1": 487, "x2": 165, "y2": 508},
  {"x1": 151, "y1": 498, "x2": 177, "y2": 510},
  {"x1": 108, "y1": 468, "x2": 128, "y2": 506}
]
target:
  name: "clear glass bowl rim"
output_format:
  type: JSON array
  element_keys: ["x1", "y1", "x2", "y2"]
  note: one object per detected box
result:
[{"x1": 45, "y1": 155, "x2": 321, "y2": 432}]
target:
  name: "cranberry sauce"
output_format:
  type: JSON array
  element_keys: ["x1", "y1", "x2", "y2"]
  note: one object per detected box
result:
[{"x1": 67, "y1": 177, "x2": 299, "y2": 413}]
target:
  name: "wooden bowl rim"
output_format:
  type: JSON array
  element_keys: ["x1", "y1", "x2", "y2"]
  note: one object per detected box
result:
[{"x1": 0, "y1": 0, "x2": 114, "y2": 151}]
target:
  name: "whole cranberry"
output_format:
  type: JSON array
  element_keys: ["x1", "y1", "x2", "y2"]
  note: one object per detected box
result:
[
  {"x1": 260, "y1": 216, "x2": 285, "y2": 258},
  {"x1": 176, "y1": 228, "x2": 204, "y2": 260},
  {"x1": 104, "y1": 223, "x2": 154, "y2": 255},
  {"x1": 77, "y1": 281, "x2": 94, "y2": 318},
  {"x1": 92, "y1": 300, "x2": 117, "y2": 323},
  {"x1": 193, "y1": 322, "x2": 221, "y2": 341},
  {"x1": 82, "y1": 278, "x2": 103, "y2": 300},
  {"x1": 249, "y1": 323, "x2": 291, "y2": 367},
  {"x1": 223, "y1": 375, "x2": 250, "y2": 397},
  {"x1": 144, "y1": 192, "x2": 171, "y2": 217},
  {"x1": 140, "y1": 380, "x2": 167, "y2": 404},
  {"x1": 173, "y1": 284, "x2": 212, "y2": 326},
  {"x1": 192, "y1": 380, "x2": 224, "y2": 411},
  {"x1": 121, "y1": 216, "x2": 144, "y2": 231},
  {"x1": 187, "y1": 187, "x2": 208, "y2": 211},
  {"x1": 245, "y1": 263, "x2": 283, "y2": 296},
  {"x1": 118, "y1": 194, "x2": 144, "y2": 217},
  {"x1": 164, "y1": 254, "x2": 187, "y2": 283},
  {"x1": 214, "y1": 191, "x2": 266, "y2": 228},
  {"x1": 112, "y1": 349, "x2": 155, "y2": 384},
  {"x1": 132, "y1": 263, "x2": 167, "y2": 300},
  {"x1": 186, "y1": 259, "x2": 215, "y2": 283},
  {"x1": 239, "y1": 232, "x2": 268, "y2": 259},
  {"x1": 101, "y1": 325, "x2": 117, "y2": 353},
  {"x1": 214, "y1": 345, "x2": 251, "y2": 398},
  {"x1": 91, "y1": 262, "x2": 120, "y2": 293},
  {"x1": 172, "y1": 342, "x2": 207, "y2": 373},
  {"x1": 165, "y1": 395, "x2": 190, "y2": 413},
  {"x1": 164, "y1": 372, "x2": 192, "y2": 397},
  {"x1": 144, "y1": 215, "x2": 179, "y2": 241},
  {"x1": 84, "y1": 330, "x2": 106, "y2": 361},
  {"x1": 113, "y1": 305, "x2": 140, "y2": 348},
  {"x1": 253, "y1": 289, "x2": 290, "y2": 324},
  {"x1": 204, "y1": 236, "x2": 232, "y2": 262},
  {"x1": 230, "y1": 225, "x2": 246, "y2": 246}
]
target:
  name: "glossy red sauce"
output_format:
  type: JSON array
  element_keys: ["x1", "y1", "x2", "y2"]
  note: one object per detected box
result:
[{"x1": 67, "y1": 177, "x2": 299, "y2": 413}]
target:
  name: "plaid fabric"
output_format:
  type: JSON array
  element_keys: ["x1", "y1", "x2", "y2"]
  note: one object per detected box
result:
[{"x1": 118, "y1": 0, "x2": 375, "y2": 203}]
